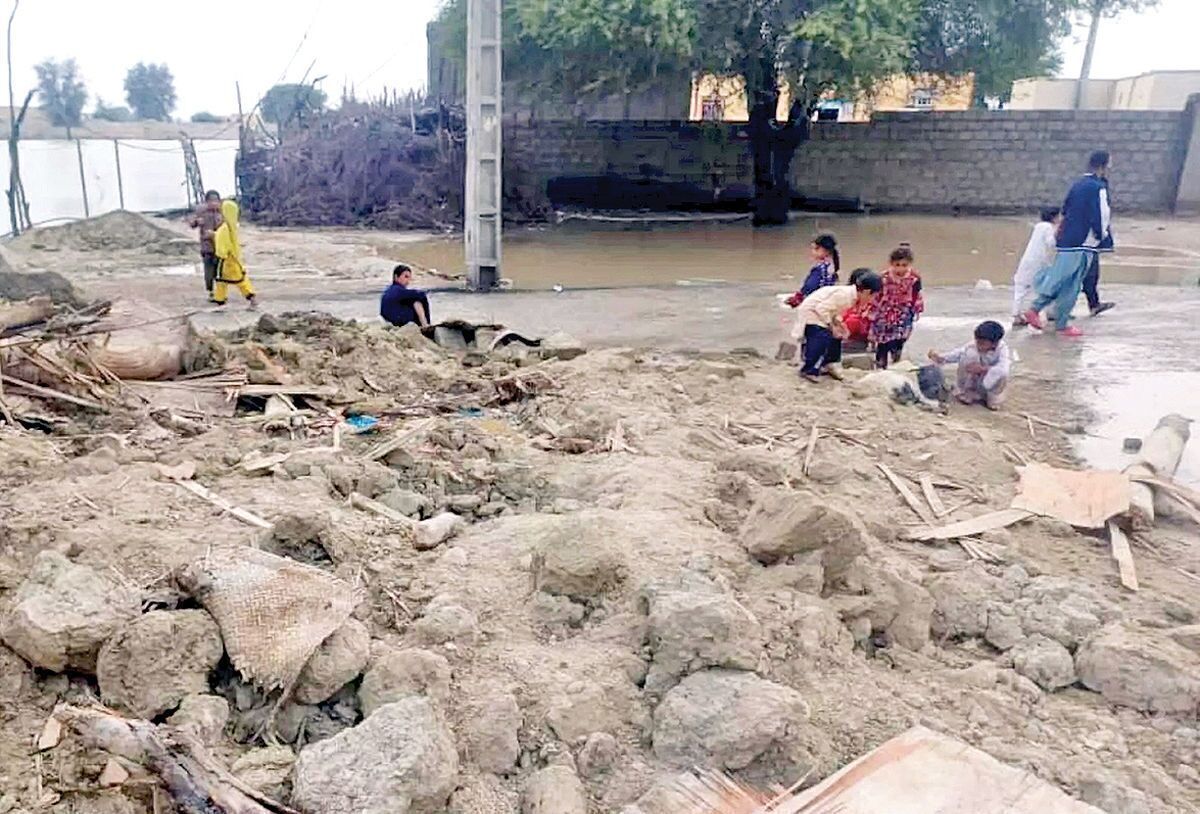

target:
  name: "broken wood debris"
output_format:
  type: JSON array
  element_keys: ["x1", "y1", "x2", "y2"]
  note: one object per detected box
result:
[
  {"x1": 905, "y1": 508, "x2": 1034, "y2": 542},
  {"x1": 878, "y1": 464, "x2": 935, "y2": 524},
  {"x1": 1108, "y1": 522, "x2": 1139, "y2": 592}
]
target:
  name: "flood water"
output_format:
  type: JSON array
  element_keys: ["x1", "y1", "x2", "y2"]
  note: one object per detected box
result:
[{"x1": 395, "y1": 213, "x2": 1200, "y2": 290}]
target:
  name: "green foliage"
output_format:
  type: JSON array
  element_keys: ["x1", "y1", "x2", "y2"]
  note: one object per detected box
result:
[
  {"x1": 190, "y1": 111, "x2": 224, "y2": 123},
  {"x1": 798, "y1": 0, "x2": 922, "y2": 105},
  {"x1": 93, "y1": 99, "x2": 133, "y2": 122},
  {"x1": 261, "y1": 84, "x2": 328, "y2": 125},
  {"x1": 34, "y1": 58, "x2": 87, "y2": 128},
  {"x1": 124, "y1": 63, "x2": 177, "y2": 121},
  {"x1": 1085, "y1": 0, "x2": 1160, "y2": 16}
]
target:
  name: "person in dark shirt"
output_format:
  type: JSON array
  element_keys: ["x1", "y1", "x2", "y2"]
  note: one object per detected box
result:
[
  {"x1": 380, "y1": 264, "x2": 431, "y2": 328},
  {"x1": 188, "y1": 190, "x2": 223, "y2": 302}
]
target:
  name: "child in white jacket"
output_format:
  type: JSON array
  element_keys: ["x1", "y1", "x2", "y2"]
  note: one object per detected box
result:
[
  {"x1": 929, "y1": 321, "x2": 1012, "y2": 411},
  {"x1": 1012, "y1": 208, "x2": 1061, "y2": 326}
]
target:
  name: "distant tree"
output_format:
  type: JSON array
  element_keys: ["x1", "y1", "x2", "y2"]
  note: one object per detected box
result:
[
  {"x1": 190, "y1": 111, "x2": 223, "y2": 123},
  {"x1": 124, "y1": 62, "x2": 176, "y2": 121},
  {"x1": 1072, "y1": 0, "x2": 1160, "y2": 108},
  {"x1": 93, "y1": 99, "x2": 134, "y2": 122},
  {"x1": 34, "y1": 57, "x2": 86, "y2": 130},
  {"x1": 260, "y1": 83, "x2": 328, "y2": 126}
]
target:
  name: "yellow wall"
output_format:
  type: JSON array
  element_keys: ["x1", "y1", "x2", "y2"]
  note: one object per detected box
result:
[{"x1": 689, "y1": 73, "x2": 973, "y2": 122}]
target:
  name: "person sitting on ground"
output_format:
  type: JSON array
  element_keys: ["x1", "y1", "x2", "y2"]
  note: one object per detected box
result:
[
  {"x1": 380, "y1": 263, "x2": 431, "y2": 329},
  {"x1": 928, "y1": 320, "x2": 1012, "y2": 411},
  {"x1": 189, "y1": 190, "x2": 223, "y2": 302},
  {"x1": 785, "y1": 234, "x2": 841, "y2": 307},
  {"x1": 792, "y1": 269, "x2": 883, "y2": 383},
  {"x1": 212, "y1": 199, "x2": 257, "y2": 310},
  {"x1": 1012, "y1": 207, "x2": 1061, "y2": 328}
]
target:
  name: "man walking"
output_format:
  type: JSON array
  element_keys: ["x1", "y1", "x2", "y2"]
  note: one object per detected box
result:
[
  {"x1": 189, "y1": 190, "x2": 223, "y2": 302},
  {"x1": 1024, "y1": 151, "x2": 1114, "y2": 337}
]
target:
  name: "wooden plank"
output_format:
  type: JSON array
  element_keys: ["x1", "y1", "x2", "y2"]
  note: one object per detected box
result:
[
  {"x1": 173, "y1": 479, "x2": 273, "y2": 529},
  {"x1": 1107, "y1": 522, "x2": 1139, "y2": 592},
  {"x1": 349, "y1": 492, "x2": 419, "y2": 530},
  {"x1": 802, "y1": 425, "x2": 819, "y2": 477},
  {"x1": 2, "y1": 373, "x2": 108, "y2": 412},
  {"x1": 919, "y1": 474, "x2": 947, "y2": 516},
  {"x1": 905, "y1": 508, "x2": 1034, "y2": 542},
  {"x1": 236, "y1": 383, "x2": 339, "y2": 399},
  {"x1": 1011, "y1": 463, "x2": 1131, "y2": 529},
  {"x1": 364, "y1": 417, "x2": 436, "y2": 462},
  {"x1": 878, "y1": 464, "x2": 935, "y2": 523}
]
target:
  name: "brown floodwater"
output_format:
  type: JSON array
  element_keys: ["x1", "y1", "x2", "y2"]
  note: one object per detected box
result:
[{"x1": 393, "y1": 213, "x2": 1200, "y2": 290}]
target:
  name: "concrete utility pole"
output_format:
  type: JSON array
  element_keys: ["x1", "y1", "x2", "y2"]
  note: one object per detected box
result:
[{"x1": 465, "y1": 0, "x2": 502, "y2": 290}]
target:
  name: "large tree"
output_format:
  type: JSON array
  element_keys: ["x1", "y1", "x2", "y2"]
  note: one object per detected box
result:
[
  {"x1": 34, "y1": 57, "x2": 86, "y2": 131},
  {"x1": 124, "y1": 62, "x2": 176, "y2": 121},
  {"x1": 436, "y1": 0, "x2": 1079, "y2": 225},
  {"x1": 260, "y1": 83, "x2": 328, "y2": 126}
]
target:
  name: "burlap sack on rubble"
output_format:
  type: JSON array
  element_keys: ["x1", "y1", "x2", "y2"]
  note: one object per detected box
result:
[
  {"x1": 176, "y1": 546, "x2": 362, "y2": 692},
  {"x1": 86, "y1": 300, "x2": 190, "y2": 381}
]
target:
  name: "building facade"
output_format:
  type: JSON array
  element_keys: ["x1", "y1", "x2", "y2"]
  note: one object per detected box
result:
[{"x1": 1010, "y1": 71, "x2": 1200, "y2": 111}]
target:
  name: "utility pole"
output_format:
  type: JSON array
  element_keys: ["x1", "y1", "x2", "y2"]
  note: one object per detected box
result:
[
  {"x1": 1075, "y1": 0, "x2": 1104, "y2": 110},
  {"x1": 465, "y1": 0, "x2": 502, "y2": 291}
]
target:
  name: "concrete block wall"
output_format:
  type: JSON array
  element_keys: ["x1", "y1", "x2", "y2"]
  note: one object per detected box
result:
[{"x1": 507, "y1": 108, "x2": 1194, "y2": 213}]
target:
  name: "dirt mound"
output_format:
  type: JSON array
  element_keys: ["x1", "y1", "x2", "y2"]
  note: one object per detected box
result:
[
  {"x1": 10, "y1": 211, "x2": 193, "y2": 257},
  {"x1": 0, "y1": 269, "x2": 81, "y2": 306}
]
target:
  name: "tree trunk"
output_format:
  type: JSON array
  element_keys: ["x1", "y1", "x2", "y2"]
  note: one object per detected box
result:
[
  {"x1": 1075, "y1": 2, "x2": 1103, "y2": 110},
  {"x1": 749, "y1": 90, "x2": 810, "y2": 227}
]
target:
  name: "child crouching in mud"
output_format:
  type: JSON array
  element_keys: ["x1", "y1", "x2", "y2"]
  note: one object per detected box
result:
[
  {"x1": 792, "y1": 270, "x2": 883, "y2": 383},
  {"x1": 928, "y1": 320, "x2": 1012, "y2": 410}
]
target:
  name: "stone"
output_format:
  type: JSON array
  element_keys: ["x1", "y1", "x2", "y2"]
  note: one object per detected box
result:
[
  {"x1": 415, "y1": 513, "x2": 466, "y2": 551},
  {"x1": 448, "y1": 494, "x2": 484, "y2": 514},
  {"x1": 414, "y1": 601, "x2": 479, "y2": 645},
  {"x1": 1, "y1": 551, "x2": 139, "y2": 672},
  {"x1": 521, "y1": 765, "x2": 588, "y2": 814},
  {"x1": 717, "y1": 450, "x2": 787, "y2": 487},
  {"x1": 1075, "y1": 623, "x2": 1200, "y2": 713},
  {"x1": 829, "y1": 558, "x2": 933, "y2": 651},
  {"x1": 231, "y1": 745, "x2": 295, "y2": 800},
  {"x1": 652, "y1": 670, "x2": 807, "y2": 771},
  {"x1": 1015, "y1": 577, "x2": 1109, "y2": 651},
  {"x1": 739, "y1": 489, "x2": 867, "y2": 575},
  {"x1": 534, "y1": 517, "x2": 626, "y2": 601},
  {"x1": 578, "y1": 732, "x2": 619, "y2": 778},
  {"x1": 984, "y1": 610, "x2": 1025, "y2": 652},
  {"x1": 547, "y1": 681, "x2": 622, "y2": 743},
  {"x1": 539, "y1": 332, "x2": 587, "y2": 362},
  {"x1": 642, "y1": 582, "x2": 764, "y2": 694},
  {"x1": 379, "y1": 488, "x2": 431, "y2": 518},
  {"x1": 356, "y1": 462, "x2": 400, "y2": 499},
  {"x1": 927, "y1": 565, "x2": 1007, "y2": 640},
  {"x1": 267, "y1": 508, "x2": 330, "y2": 551},
  {"x1": 359, "y1": 648, "x2": 452, "y2": 717},
  {"x1": 1168, "y1": 624, "x2": 1200, "y2": 655},
  {"x1": 1010, "y1": 634, "x2": 1077, "y2": 691},
  {"x1": 97, "y1": 610, "x2": 223, "y2": 719},
  {"x1": 294, "y1": 619, "x2": 371, "y2": 705},
  {"x1": 292, "y1": 697, "x2": 459, "y2": 814},
  {"x1": 465, "y1": 689, "x2": 521, "y2": 775},
  {"x1": 450, "y1": 774, "x2": 521, "y2": 814},
  {"x1": 1079, "y1": 776, "x2": 1154, "y2": 814},
  {"x1": 167, "y1": 694, "x2": 230, "y2": 744}
]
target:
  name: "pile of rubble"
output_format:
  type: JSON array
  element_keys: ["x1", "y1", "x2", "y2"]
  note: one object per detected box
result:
[{"x1": 1, "y1": 307, "x2": 1199, "y2": 814}]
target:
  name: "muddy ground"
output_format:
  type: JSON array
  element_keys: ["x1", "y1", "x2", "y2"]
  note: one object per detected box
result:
[{"x1": 2, "y1": 214, "x2": 1200, "y2": 814}]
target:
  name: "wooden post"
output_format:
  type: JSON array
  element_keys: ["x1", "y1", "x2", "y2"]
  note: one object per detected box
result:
[
  {"x1": 75, "y1": 138, "x2": 90, "y2": 218},
  {"x1": 112, "y1": 140, "x2": 125, "y2": 210}
]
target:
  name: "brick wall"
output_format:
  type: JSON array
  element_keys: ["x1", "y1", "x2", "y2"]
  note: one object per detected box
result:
[{"x1": 507, "y1": 109, "x2": 1193, "y2": 213}]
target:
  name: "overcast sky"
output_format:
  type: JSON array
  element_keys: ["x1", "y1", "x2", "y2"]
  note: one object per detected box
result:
[{"x1": 3, "y1": 0, "x2": 1196, "y2": 118}]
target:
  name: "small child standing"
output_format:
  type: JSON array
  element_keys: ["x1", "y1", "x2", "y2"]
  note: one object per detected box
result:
[
  {"x1": 213, "y1": 199, "x2": 258, "y2": 309},
  {"x1": 792, "y1": 270, "x2": 883, "y2": 383},
  {"x1": 1012, "y1": 208, "x2": 1060, "y2": 327},
  {"x1": 869, "y1": 245, "x2": 924, "y2": 368},
  {"x1": 928, "y1": 320, "x2": 1011, "y2": 410},
  {"x1": 786, "y1": 234, "x2": 841, "y2": 307}
]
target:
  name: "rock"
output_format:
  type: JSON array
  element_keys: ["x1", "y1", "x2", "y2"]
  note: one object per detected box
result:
[
  {"x1": 578, "y1": 732, "x2": 619, "y2": 778},
  {"x1": 1, "y1": 551, "x2": 139, "y2": 672},
  {"x1": 739, "y1": 489, "x2": 868, "y2": 576},
  {"x1": 231, "y1": 745, "x2": 295, "y2": 800},
  {"x1": 1075, "y1": 623, "x2": 1200, "y2": 713},
  {"x1": 713, "y1": 471, "x2": 755, "y2": 510},
  {"x1": 356, "y1": 463, "x2": 400, "y2": 499},
  {"x1": 1010, "y1": 634, "x2": 1077, "y2": 691},
  {"x1": 414, "y1": 601, "x2": 479, "y2": 646},
  {"x1": 359, "y1": 648, "x2": 452, "y2": 717},
  {"x1": 957, "y1": 661, "x2": 1000, "y2": 689},
  {"x1": 167, "y1": 694, "x2": 230, "y2": 744},
  {"x1": 450, "y1": 774, "x2": 521, "y2": 814},
  {"x1": 1168, "y1": 624, "x2": 1200, "y2": 655},
  {"x1": 534, "y1": 517, "x2": 626, "y2": 601},
  {"x1": 539, "y1": 332, "x2": 587, "y2": 362},
  {"x1": 1079, "y1": 776, "x2": 1154, "y2": 814},
  {"x1": 415, "y1": 513, "x2": 466, "y2": 551},
  {"x1": 547, "y1": 681, "x2": 621, "y2": 743},
  {"x1": 521, "y1": 765, "x2": 588, "y2": 814},
  {"x1": 642, "y1": 581, "x2": 763, "y2": 694},
  {"x1": 97, "y1": 610, "x2": 223, "y2": 719},
  {"x1": 984, "y1": 610, "x2": 1025, "y2": 652},
  {"x1": 379, "y1": 488, "x2": 431, "y2": 519},
  {"x1": 1015, "y1": 577, "x2": 1110, "y2": 651},
  {"x1": 829, "y1": 558, "x2": 932, "y2": 651},
  {"x1": 294, "y1": 619, "x2": 371, "y2": 705},
  {"x1": 292, "y1": 697, "x2": 458, "y2": 814},
  {"x1": 652, "y1": 670, "x2": 807, "y2": 771},
  {"x1": 717, "y1": 451, "x2": 787, "y2": 487},
  {"x1": 267, "y1": 508, "x2": 330, "y2": 553},
  {"x1": 465, "y1": 690, "x2": 521, "y2": 775},
  {"x1": 323, "y1": 464, "x2": 359, "y2": 498},
  {"x1": 447, "y1": 494, "x2": 484, "y2": 514},
  {"x1": 927, "y1": 565, "x2": 1008, "y2": 640}
]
